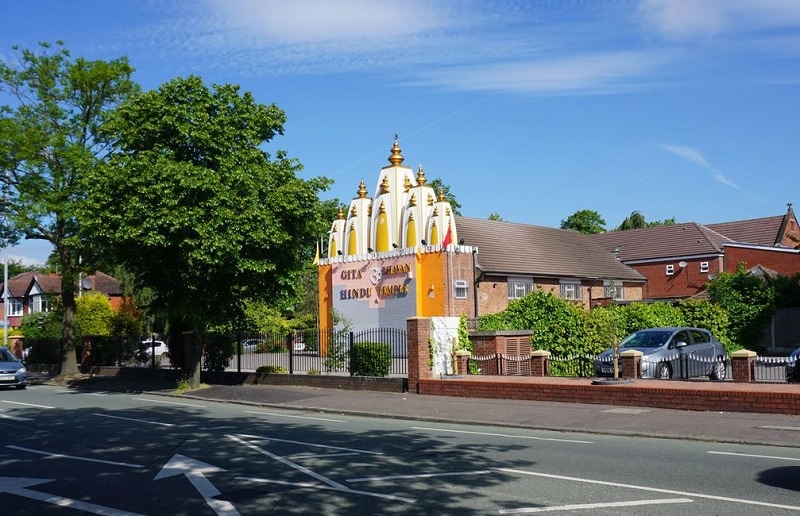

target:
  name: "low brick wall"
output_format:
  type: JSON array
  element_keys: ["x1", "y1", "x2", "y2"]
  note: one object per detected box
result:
[
  {"x1": 203, "y1": 371, "x2": 407, "y2": 393},
  {"x1": 419, "y1": 378, "x2": 800, "y2": 415}
]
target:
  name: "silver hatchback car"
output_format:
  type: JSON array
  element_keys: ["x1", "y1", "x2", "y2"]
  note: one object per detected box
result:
[
  {"x1": 595, "y1": 327, "x2": 728, "y2": 380},
  {"x1": 0, "y1": 347, "x2": 27, "y2": 389}
]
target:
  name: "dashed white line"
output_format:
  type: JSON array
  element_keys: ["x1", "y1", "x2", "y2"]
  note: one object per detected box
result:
[
  {"x1": 348, "y1": 470, "x2": 493, "y2": 483},
  {"x1": 708, "y1": 450, "x2": 800, "y2": 462},
  {"x1": 410, "y1": 427, "x2": 593, "y2": 444},
  {"x1": 499, "y1": 498, "x2": 693, "y2": 513},
  {"x1": 93, "y1": 413, "x2": 175, "y2": 427},
  {"x1": 132, "y1": 397, "x2": 206, "y2": 407},
  {"x1": 243, "y1": 410, "x2": 345, "y2": 422},
  {"x1": 7, "y1": 445, "x2": 143, "y2": 468},
  {"x1": 1, "y1": 400, "x2": 54, "y2": 409}
]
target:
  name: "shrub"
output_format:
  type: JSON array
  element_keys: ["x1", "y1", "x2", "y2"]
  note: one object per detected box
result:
[
  {"x1": 351, "y1": 341, "x2": 391, "y2": 377},
  {"x1": 256, "y1": 365, "x2": 288, "y2": 374},
  {"x1": 202, "y1": 333, "x2": 235, "y2": 372}
]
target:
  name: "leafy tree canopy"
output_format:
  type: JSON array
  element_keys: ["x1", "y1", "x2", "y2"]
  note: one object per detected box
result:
[
  {"x1": 488, "y1": 212, "x2": 503, "y2": 221},
  {"x1": 617, "y1": 211, "x2": 676, "y2": 230},
  {"x1": 80, "y1": 75, "x2": 331, "y2": 386},
  {"x1": 560, "y1": 209, "x2": 606, "y2": 234},
  {"x1": 0, "y1": 41, "x2": 138, "y2": 375},
  {"x1": 429, "y1": 178, "x2": 461, "y2": 216}
]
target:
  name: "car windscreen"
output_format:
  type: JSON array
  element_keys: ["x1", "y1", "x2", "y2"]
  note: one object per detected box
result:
[
  {"x1": 619, "y1": 330, "x2": 672, "y2": 348},
  {"x1": 0, "y1": 349, "x2": 19, "y2": 362}
]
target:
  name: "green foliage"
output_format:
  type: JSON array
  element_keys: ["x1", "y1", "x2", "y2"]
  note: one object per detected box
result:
[
  {"x1": 351, "y1": 342, "x2": 391, "y2": 377},
  {"x1": 616, "y1": 302, "x2": 685, "y2": 336},
  {"x1": 0, "y1": 41, "x2": 139, "y2": 376},
  {"x1": 676, "y1": 299, "x2": 737, "y2": 352},
  {"x1": 202, "y1": 333, "x2": 235, "y2": 372},
  {"x1": 488, "y1": 212, "x2": 503, "y2": 221},
  {"x1": 21, "y1": 310, "x2": 61, "y2": 339},
  {"x1": 324, "y1": 309, "x2": 351, "y2": 372},
  {"x1": 560, "y1": 209, "x2": 606, "y2": 234},
  {"x1": 256, "y1": 365, "x2": 288, "y2": 374},
  {"x1": 75, "y1": 292, "x2": 114, "y2": 336},
  {"x1": 617, "y1": 210, "x2": 677, "y2": 230},
  {"x1": 707, "y1": 264, "x2": 775, "y2": 348},
  {"x1": 457, "y1": 314, "x2": 471, "y2": 352},
  {"x1": 580, "y1": 305, "x2": 625, "y2": 354},
  {"x1": 429, "y1": 178, "x2": 461, "y2": 216}
]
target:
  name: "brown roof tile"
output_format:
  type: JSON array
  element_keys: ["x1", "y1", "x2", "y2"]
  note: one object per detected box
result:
[
  {"x1": 455, "y1": 216, "x2": 645, "y2": 281},
  {"x1": 590, "y1": 223, "x2": 730, "y2": 262},
  {"x1": 706, "y1": 215, "x2": 786, "y2": 246}
]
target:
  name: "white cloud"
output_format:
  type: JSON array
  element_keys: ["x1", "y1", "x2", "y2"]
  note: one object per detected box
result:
[
  {"x1": 638, "y1": 0, "x2": 800, "y2": 41},
  {"x1": 660, "y1": 144, "x2": 739, "y2": 189}
]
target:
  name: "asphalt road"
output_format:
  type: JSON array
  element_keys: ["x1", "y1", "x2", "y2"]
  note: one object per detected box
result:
[{"x1": 1, "y1": 383, "x2": 799, "y2": 514}]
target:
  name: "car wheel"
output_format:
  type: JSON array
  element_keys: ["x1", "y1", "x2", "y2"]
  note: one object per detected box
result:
[
  {"x1": 15, "y1": 384, "x2": 26, "y2": 390},
  {"x1": 656, "y1": 363, "x2": 671, "y2": 380},
  {"x1": 709, "y1": 358, "x2": 727, "y2": 381}
]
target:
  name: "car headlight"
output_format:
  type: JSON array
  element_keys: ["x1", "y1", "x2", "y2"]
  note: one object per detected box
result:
[{"x1": 17, "y1": 366, "x2": 26, "y2": 374}]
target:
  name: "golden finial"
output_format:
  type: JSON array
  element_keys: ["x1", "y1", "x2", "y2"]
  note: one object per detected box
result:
[
  {"x1": 350, "y1": 204, "x2": 358, "y2": 217},
  {"x1": 357, "y1": 180, "x2": 368, "y2": 198},
  {"x1": 388, "y1": 137, "x2": 404, "y2": 166},
  {"x1": 367, "y1": 204, "x2": 372, "y2": 217},
  {"x1": 416, "y1": 164, "x2": 427, "y2": 186},
  {"x1": 446, "y1": 207, "x2": 451, "y2": 216},
  {"x1": 433, "y1": 206, "x2": 439, "y2": 216},
  {"x1": 378, "y1": 200, "x2": 386, "y2": 214},
  {"x1": 379, "y1": 175, "x2": 390, "y2": 194},
  {"x1": 403, "y1": 175, "x2": 412, "y2": 192},
  {"x1": 438, "y1": 188, "x2": 445, "y2": 202},
  {"x1": 409, "y1": 193, "x2": 417, "y2": 207},
  {"x1": 427, "y1": 193, "x2": 435, "y2": 206},
  {"x1": 337, "y1": 206, "x2": 344, "y2": 220}
]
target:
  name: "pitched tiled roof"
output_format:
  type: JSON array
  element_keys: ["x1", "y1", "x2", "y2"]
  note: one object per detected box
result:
[
  {"x1": 705, "y1": 215, "x2": 786, "y2": 246},
  {"x1": 590, "y1": 223, "x2": 730, "y2": 262},
  {"x1": 455, "y1": 216, "x2": 645, "y2": 281},
  {"x1": 1, "y1": 271, "x2": 122, "y2": 297}
]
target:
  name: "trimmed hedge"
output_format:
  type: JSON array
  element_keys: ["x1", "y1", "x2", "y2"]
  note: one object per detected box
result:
[{"x1": 351, "y1": 341, "x2": 391, "y2": 377}]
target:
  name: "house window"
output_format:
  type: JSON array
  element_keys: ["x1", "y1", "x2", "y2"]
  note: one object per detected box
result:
[
  {"x1": 559, "y1": 280, "x2": 582, "y2": 301},
  {"x1": 6, "y1": 298, "x2": 23, "y2": 317},
  {"x1": 30, "y1": 295, "x2": 51, "y2": 314},
  {"x1": 454, "y1": 280, "x2": 468, "y2": 299},
  {"x1": 507, "y1": 277, "x2": 534, "y2": 299},
  {"x1": 700, "y1": 261, "x2": 709, "y2": 273},
  {"x1": 666, "y1": 264, "x2": 674, "y2": 275},
  {"x1": 603, "y1": 280, "x2": 624, "y2": 301}
]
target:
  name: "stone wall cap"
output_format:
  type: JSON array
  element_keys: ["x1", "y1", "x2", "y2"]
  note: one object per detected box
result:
[
  {"x1": 530, "y1": 350, "x2": 551, "y2": 357},
  {"x1": 620, "y1": 349, "x2": 643, "y2": 357},
  {"x1": 455, "y1": 350, "x2": 471, "y2": 356},
  {"x1": 469, "y1": 330, "x2": 533, "y2": 337},
  {"x1": 730, "y1": 349, "x2": 758, "y2": 358}
]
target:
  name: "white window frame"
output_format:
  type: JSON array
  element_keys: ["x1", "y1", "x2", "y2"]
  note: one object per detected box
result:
[
  {"x1": 559, "y1": 280, "x2": 582, "y2": 301},
  {"x1": 454, "y1": 280, "x2": 468, "y2": 300},
  {"x1": 507, "y1": 277, "x2": 535, "y2": 299},
  {"x1": 6, "y1": 298, "x2": 23, "y2": 317},
  {"x1": 30, "y1": 294, "x2": 51, "y2": 314},
  {"x1": 700, "y1": 261, "x2": 709, "y2": 273},
  {"x1": 666, "y1": 264, "x2": 675, "y2": 275},
  {"x1": 603, "y1": 280, "x2": 624, "y2": 301}
]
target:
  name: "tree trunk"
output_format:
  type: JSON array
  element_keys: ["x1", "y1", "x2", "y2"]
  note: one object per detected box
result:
[
  {"x1": 188, "y1": 330, "x2": 203, "y2": 389},
  {"x1": 60, "y1": 271, "x2": 79, "y2": 377}
]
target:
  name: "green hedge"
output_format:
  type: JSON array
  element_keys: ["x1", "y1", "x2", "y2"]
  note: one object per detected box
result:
[{"x1": 351, "y1": 341, "x2": 391, "y2": 377}]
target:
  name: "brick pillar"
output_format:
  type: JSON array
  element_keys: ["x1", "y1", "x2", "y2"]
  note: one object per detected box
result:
[
  {"x1": 455, "y1": 350, "x2": 470, "y2": 375},
  {"x1": 530, "y1": 350, "x2": 551, "y2": 376},
  {"x1": 620, "y1": 350, "x2": 642, "y2": 379},
  {"x1": 731, "y1": 349, "x2": 757, "y2": 383},
  {"x1": 407, "y1": 317, "x2": 431, "y2": 393}
]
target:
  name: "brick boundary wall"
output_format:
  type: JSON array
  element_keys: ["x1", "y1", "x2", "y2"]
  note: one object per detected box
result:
[{"x1": 418, "y1": 378, "x2": 800, "y2": 415}]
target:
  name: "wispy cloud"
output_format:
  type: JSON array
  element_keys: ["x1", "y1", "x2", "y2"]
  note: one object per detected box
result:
[{"x1": 660, "y1": 144, "x2": 739, "y2": 189}]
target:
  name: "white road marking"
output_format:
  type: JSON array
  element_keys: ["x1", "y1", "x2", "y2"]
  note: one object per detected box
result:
[
  {"x1": 155, "y1": 454, "x2": 239, "y2": 516},
  {"x1": 757, "y1": 425, "x2": 800, "y2": 432},
  {"x1": 0, "y1": 410, "x2": 32, "y2": 421},
  {"x1": 0, "y1": 477, "x2": 144, "y2": 515},
  {"x1": 496, "y1": 468, "x2": 800, "y2": 512},
  {"x1": 708, "y1": 450, "x2": 800, "y2": 462},
  {"x1": 132, "y1": 397, "x2": 206, "y2": 407},
  {"x1": 410, "y1": 427, "x2": 593, "y2": 444},
  {"x1": 234, "y1": 433, "x2": 382, "y2": 455},
  {"x1": 601, "y1": 408, "x2": 651, "y2": 415},
  {"x1": 92, "y1": 413, "x2": 175, "y2": 427},
  {"x1": 242, "y1": 410, "x2": 345, "y2": 422},
  {"x1": 7, "y1": 445, "x2": 143, "y2": 468},
  {"x1": 348, "y1": 470, "x2": 493, "y2": 483},
  {"x1": 499, "y1": 497, "x2": 693, "y2": 513},
  {"x1": 1, "y1": 400, "x2": 54, "y2": 409},
  {"x1": 237, "y1": 475, "x2": 417, "y2": 503}
]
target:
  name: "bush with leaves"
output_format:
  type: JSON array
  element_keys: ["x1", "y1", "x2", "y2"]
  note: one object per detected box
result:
[
  {"x1": 351, "y1": 341, "x2": 391, "y2": 377},
  {"x1": 202, "y1": 333, "x2": 235, "y2": 373},
  {"x1": 707, "y1": 264, "x2": 775, "y2": 349},
  {"x1": 676, "y1": 299, "x2": 737, "y2": 352}
]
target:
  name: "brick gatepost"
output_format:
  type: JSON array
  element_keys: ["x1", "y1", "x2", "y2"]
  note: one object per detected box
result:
[
  {"x1": 407, "y1": 317, "x2": 432, "y2": 393},
  {"x1": 731, "y1": 349, "x2": 757, "y2": 383},
  {"x1": 530, "y1": 350, "x2": 550, "y2": 376},
  {"x1": 620, "y1": 349, "x2": 642, "y2": 379},
  {"x1": 455, "y1": 350, "x2": 471, "y2": 375}
]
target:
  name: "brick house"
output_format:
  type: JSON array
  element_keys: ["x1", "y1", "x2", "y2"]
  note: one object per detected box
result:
[
  {"x1": 590, "y1": 206, "x2": 800, "y2": 301},
  {"x1": 1, "y1": 271, "x2": 125, "y2": 328}
]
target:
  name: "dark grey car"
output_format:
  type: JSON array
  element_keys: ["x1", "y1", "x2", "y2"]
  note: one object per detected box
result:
[
  {"x1": 0, "y1": 347, "x2": 27, "y2": 389},
  {"x1": 594, "y1": 327, "x2": 728, "y2": 380},
  {"x1": 787, "y1": 346, "x2": 800, "y2": 383}
]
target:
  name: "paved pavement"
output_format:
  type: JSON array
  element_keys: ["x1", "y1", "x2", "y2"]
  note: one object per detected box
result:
[{"x1": 37, "y1": 373, "x2": 800, "y2": 449}]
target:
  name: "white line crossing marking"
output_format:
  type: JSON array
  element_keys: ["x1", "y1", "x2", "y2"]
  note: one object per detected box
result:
[
  {"x1": 499, "y1": 497, "x2": 693, "y2": 513},
  {"x1": 243, "y1": 410, "x2": 345, "y2": 422},
  {"x1": 495, "y1": 468, "x2": 800, "y2": 512},
  {"x1": 411, "y1": 427, "x2": 593, "y2": 444},
  {"x1": 708, "y1": 450, "x2": 800, "y2": 462},
  {"x1": 0, "y1": 410, "x2": 32, "y2": 422},
  {"x1": 93, "y1": 413, "x2": 175, "y2": 427},
  {"x1": 7, "y1": 445, "x2": 144, "y2": 468},
  {"x1": 132, "y1": 397, "x2": 206, "y2": 407},
  {"x1": 348, "y1": 470, "x2": 494, "y2": 483},
  {"x1": 235, "y1": 433, "x2": 382, "y2": 455},
  {"x1": 236, "y1": 475, "x2": 417, "y2": 503},
  {"x1": 2, "y1": 400, "x2": 54, "y2": 409}
]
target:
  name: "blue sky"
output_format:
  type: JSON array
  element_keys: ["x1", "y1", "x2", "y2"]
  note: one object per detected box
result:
[{"x1": 2, "y1": 0, "x2": 799, "y2": 265}]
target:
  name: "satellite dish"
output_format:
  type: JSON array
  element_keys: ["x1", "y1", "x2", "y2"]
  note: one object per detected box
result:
[
  {"x1": 81, "y1": 277, "x2": 93, "y2": 290},
  {"x1": 678, "y1": 261, "x2": 688, "y2": 268}
]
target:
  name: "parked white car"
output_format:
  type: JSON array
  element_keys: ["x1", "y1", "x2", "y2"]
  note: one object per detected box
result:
[{"x1": 141, "y1": 340, "x2": 169, "y2": 356}]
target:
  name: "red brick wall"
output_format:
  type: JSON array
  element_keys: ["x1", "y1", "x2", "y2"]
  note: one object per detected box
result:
[
  {"x1": 724, "y1": 247, "x2": 800, "y2": 275},
  {"x1": 631, "y1": 257, "x2": 723, "y2": 299},
  {"x1": 419, "y1": 378, "x2": 800, "y2": 415}
]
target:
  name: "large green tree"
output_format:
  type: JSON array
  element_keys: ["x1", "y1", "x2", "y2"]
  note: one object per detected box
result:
[
  {"x1": 560, "y1": 209, "x2": 606, "y2": 234},
  {"x1": 0, "y1": 42, "x2": 137, "y2": 375},
  {"x1": 617, "y1": 210, "x2": 676, "y2": 230},
  {"x1": 80, "y1": 75, "x2": 330, "y2": 388}
]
